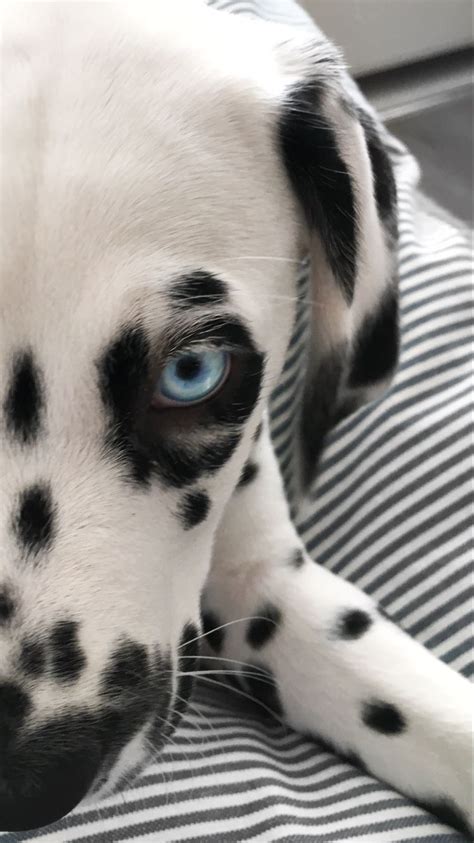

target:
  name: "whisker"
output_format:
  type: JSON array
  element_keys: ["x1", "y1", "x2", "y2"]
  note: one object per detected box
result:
[
  {"x1": 177, "y1": 669, "x2": 276, "y2": 688},
  {"x1": 194, "y1": 675, "x2": 286, "y2": 727},
  {"x1": 179, "y1": 616, "x2": 280, "y2": 650},
  {"x1": 178, "y1": 654, "x2": 277, "y2": 674}
]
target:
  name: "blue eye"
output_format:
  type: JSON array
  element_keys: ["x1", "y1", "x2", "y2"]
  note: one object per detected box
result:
[{"x1": 154, "y1": 349, "x2": 230, "y2": 407}]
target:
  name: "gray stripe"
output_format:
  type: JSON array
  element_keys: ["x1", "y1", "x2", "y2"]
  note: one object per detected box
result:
[
  {"x1": 396, "y1": 563, "x2": 472, "y2": 622},
  {"x1": 324, "y1": 493, "x2": 471, "y2": 580},
  {"x1": 61, "y1": 798, "x2": 411, "y2": 843},
  {"x1": 302, "y1": 441, "x2": 470, "y2": 552},
  {"x1": 299, "y1": 396, "x2": 469, "y2": 520},
  {"x1": 313, "y1": 468, "x2": 471, "y2": 568},
  {"x1": 378, "y1": 539, "x2": 471, "y2": 605}
]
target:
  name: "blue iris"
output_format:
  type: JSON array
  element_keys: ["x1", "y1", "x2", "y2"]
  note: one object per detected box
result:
[{"x1": 157, "y1": 349, "x2": 230, "y2": 405}]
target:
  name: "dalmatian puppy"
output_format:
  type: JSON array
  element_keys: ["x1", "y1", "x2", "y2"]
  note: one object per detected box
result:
[{"x1": 0, "y1": 1, "x2": 472, "y2": 835}]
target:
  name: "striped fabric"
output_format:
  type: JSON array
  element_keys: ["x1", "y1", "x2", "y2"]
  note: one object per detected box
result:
[{"x1": 4, "y1": 1, "x2": 472, "y2": 841}]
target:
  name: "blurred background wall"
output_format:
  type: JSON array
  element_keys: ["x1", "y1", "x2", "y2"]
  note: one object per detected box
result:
[{"x1": 300, "y1": 0, "x2": 473, "y2": 75}]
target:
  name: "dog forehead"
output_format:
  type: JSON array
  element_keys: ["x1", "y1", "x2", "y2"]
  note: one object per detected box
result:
[
  {"x1": 1, "y1": 2, "x2": 292, "y2": 259},
  {"x1": 1, "y1": 2, "x2": 298, "y2": 358}
]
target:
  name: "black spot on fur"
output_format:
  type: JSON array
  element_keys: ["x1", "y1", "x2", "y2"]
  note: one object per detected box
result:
[
  {"x1": 101, "y1": 640, "x2": 149, "y2": 697},
  {"x1": 279, "y1": 83, "x2": 357, "y2": 303},
  {"x1": 349, "y1": 288, "x2": 399, "y2": 388},
  {"x1": 246, "y1": 605, "x2": 282, "y2": 649},
  {"x1": 290, "y1": 548, "x2": 305, "y2": 569},
  {"x1": 254, "y1": 422, "x2": 263, "y2": 441},
  {"x1": 98, "y1": 326, "x2": 152, "y2": 487},
  {"x1": 414, "y1": 796, "x2": 471, "y2": 837},
  {"x1": 179, "y1": 490, "x2": 210, "y2": 530},
  {"x1": 4, "y1": 350, "x2": 43, "y2": 444},
  {"x1": 362, "y1": 699, "x2": 406, "y2": 735},
  {"x1": 0, "y1": 682, "x2": 30, "y2": 725},
  {"x1": 201, "y1": 610, "x2": 224, "y2": 654},
  {"x1": 243, "y1": 663, "x2": 283, "y2": 719},
  {"x1": 19, "y1": 640, "x2": 45, "y2": 678},
  {"x1": 337, "y1": 609, "x2": 372, "y2": 640},
  {"x1": 50, "y1": 621, "x2": 86, "y2": 683},
  {"x1": 237, "y1": 460, "x2": 259, "y2": 489},
  {"x1": 170, "y1": 623, "x2": 199, "y2": 732},
  {"x1": 171, "y1": 271, "x2": 227, "y2": 308},
  {"x1": 300, "y1": 348, "x2": 345, "y2": 487},
  {"x1": 13, "y1": 484, "x2": 56, "y2": 556},
  {"x1": 0, "y1": 591, "x2": 14, "y2": 624},
  {"x1": 357, "y1": 108, "x2": 398, "y2": 239}
]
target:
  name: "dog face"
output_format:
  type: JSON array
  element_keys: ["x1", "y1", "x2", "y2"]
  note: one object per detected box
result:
[{"x1": 0, "y1": 1, "x2": 397, "y2": 831}]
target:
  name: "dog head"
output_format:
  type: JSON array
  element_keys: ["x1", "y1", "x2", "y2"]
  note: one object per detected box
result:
[{"x1": 0, "y1": 0, "x2": 397, "y2": 830}]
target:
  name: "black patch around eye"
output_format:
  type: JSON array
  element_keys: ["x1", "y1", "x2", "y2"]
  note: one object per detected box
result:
[
  {"x1": 101, "y1": 639, "x2": 149, "y2": 697},
  {"x1": 179, "y1": 490, "x2": 210, "y2": 530},
  {"x1": 98, "y1": 326, "x2": 152, "y2": 487},
  {"x1": 0, "y1": 590, "x2": 14, "y2": 624},
  {"x1": 361, "y1": 699, "x2": 406, "y2": 735},
  {"x1": 246, "y1": 605, "x2": 282, "y2": 650},
  {"x1": 237, "y1": 460, "x2": 259, "y2": 490},
  {"x1": 210, "y1": 351, "x2": 264, "y2": 429},
  {"x1": 4, "y1": 350, "x2": 44, "y2": 445},
  {"x1": 357, "y1": 107, "x2": 398, "y2": 240},
  {"x1": 151, "y1": 432, "x2": 241, "y2": 489},
  {"x1": 184, "y1": 315, "x2": 255, "y2": 352},
  {"x1": 50, "y1": 620, "x2": 86, "y2": 683},
  {"x1": 348, "y1": 288, "x2": 399, "y2": 389},
  {"x1": 13, "y1": 483, "x2": 56, "y2": 556},
  {"x1": 19, "y1": 640, "x2": 45, "y2": 678},
  {"x1": 413, "y1": 796, "x2": 471, "y2": 837},
  {"x1": 242, "y1": 663, "x2": 283, "y2": 719},
  {"x1": 336, "y1": 609, "x2": 372, "y2": 640},
  {"x1": 170, "y1": 271, "x2": 228, "y2": 308},
  {"x1": 279, "y1": 83, "x2": 357, "y2": 303},
  {"x1": 290, "y1": 549, "x2": 305, "y2": 569},
  {"x1": 201, "y1": 609, "x2": 224, "y2": 654}
]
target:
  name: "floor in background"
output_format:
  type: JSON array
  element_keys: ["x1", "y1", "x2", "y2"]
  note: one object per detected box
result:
[{"x1": 387, "y1": 93, "x2": 473, "y2": 223}]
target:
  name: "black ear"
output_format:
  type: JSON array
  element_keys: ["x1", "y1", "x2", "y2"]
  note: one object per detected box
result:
[{"x1": 276, "y1": 40, "x2": 399, "y2": 486}]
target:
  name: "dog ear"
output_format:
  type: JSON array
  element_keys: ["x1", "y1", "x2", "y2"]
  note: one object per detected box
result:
[{"x1": 274, "y1": 36, "x2": 399, "y2": 486}]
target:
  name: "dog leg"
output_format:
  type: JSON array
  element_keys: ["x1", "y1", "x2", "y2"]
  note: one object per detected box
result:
[{"x1": 203, "y1": 421, "x2": 473, "y2": 837}]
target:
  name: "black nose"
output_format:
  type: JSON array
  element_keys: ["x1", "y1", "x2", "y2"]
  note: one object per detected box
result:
[{"x1": 0, "y1": 692, "x2": 101, "y2": 832}]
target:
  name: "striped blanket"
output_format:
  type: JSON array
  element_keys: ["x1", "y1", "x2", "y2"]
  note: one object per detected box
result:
[{"x1": 4, "y1": 1, "x2": 471, "y2": 841}]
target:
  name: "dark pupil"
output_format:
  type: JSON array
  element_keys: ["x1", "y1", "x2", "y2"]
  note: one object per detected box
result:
[{"x1": 176, "y1": 354, "x2": 202, "y2": 381}]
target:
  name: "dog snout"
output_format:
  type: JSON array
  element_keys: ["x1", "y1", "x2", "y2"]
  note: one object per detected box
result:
[{"x1": 0, "y1": 698, "x2": 101, "y2": 832}]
